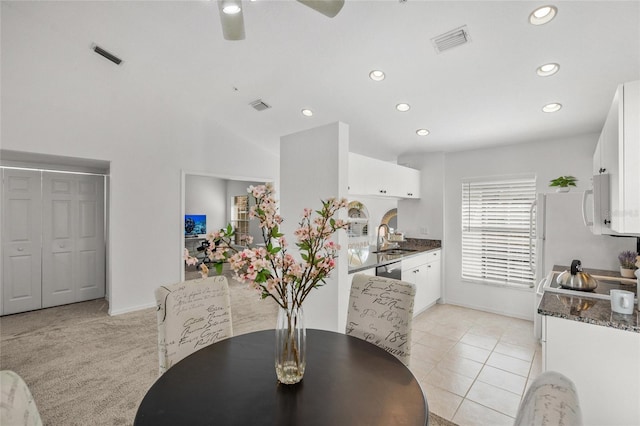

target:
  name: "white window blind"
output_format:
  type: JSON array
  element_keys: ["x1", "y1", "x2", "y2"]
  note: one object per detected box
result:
[{"x1": 462, "y1": 176, "x2": 536, "y2": 288}]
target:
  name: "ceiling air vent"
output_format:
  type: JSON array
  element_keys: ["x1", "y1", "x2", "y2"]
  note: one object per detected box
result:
[
  {"x1": 92, "y1": 44, "x2": 123, "y2": 65},
  {"x1": 250, "y1": 99, "x2": 271, "y2": 111},
  {"x1": 431, "y1": 25, "x2": 471, "y2": 54}
]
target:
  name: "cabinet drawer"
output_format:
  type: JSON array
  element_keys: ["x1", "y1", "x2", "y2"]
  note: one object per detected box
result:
[
  {"x1": 401, "y1": 250, "x2": 440, "y2": 271},
  {"x1": 426, "y1": 250, "x2": 441, "y2": 263},
  {"x1": 402, "y1": 253, "x2": 428, "y2": 271}
]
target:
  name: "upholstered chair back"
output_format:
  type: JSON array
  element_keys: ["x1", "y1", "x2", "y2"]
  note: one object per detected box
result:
[
  {"x1": 155, "y1": 275, "x2": 233, "y2": 375},
  {"x1": 346, "y1": 274, "x2": 416, "y2": 366},
  {"x1": 0, "y1": 370, "x2": 43, "y2": 426},
  {"x1": 514, "y1": 371, "x2": 582, "y2": 426}
]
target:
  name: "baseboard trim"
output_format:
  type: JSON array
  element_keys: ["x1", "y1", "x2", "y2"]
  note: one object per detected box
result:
[
  {"x1": 109, "y1": 301, "x2": 156, "y2": 316},
  {"x1": 444, "y1": 300, "x2": 533, "y2": 321}
]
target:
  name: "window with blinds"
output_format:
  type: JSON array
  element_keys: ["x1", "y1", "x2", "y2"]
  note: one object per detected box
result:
[{"x1": 461, "y1": 176, "x2": 536, "y2": 288}]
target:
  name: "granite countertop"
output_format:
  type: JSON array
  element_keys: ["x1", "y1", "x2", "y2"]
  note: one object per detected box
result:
[
  {"x1": 347, "y1": 238, "x2": 441, "y2": 274},
  {"x1": 538, "y1": 264, "x2": 639, "y2": 333}
]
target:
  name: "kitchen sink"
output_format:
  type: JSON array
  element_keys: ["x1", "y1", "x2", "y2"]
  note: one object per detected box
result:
[{"x1": 372, "y1": 248, "x2": 417, "y2": 255}]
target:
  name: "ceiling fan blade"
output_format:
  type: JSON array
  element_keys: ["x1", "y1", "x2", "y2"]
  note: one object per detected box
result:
[
  {"x1": 217, "y1": 0, "x2": 246, "y2": 41},
  {"x1": 296, "y1": 0, "x2": 345, "y2": 18}
]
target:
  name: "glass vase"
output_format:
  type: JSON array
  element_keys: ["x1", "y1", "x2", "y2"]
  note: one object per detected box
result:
[{"x1": 275, "y1": 305, "x2": 306, "y2": 385}]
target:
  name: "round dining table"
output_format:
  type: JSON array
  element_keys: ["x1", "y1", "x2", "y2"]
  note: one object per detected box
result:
[{"x1": 135, "y1": 329, "x2": 428, "y2": 426}]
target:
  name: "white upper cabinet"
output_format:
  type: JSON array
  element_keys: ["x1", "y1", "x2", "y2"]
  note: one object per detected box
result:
[
  {"x1": 594, "y1": 80, "x2": 640, "y2": 235},
  {"x1": 348, "y1": 152, "x2": 420, "y2": 199}
]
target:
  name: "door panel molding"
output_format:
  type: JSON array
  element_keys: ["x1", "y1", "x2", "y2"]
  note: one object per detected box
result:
[
  {"x1": 1, "y1": 169, "x2": 43, "y2": 315},
  {"x1": 42, "y1": 172, "x2": 105, "y2": 308}
]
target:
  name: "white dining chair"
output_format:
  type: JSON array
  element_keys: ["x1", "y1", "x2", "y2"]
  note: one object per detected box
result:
[
  {"x1": 345, "y1": 274, "x2": 416, "y2": 366},
  {"x1": 514, "y1": 371, "x2": 582, "y2": 426},
  {"x1": 155, "y1": 275, "x2": 233, "y2": 375},
  {"x1": 0, "y1": 370, "x2": 43, "y2": 426}
]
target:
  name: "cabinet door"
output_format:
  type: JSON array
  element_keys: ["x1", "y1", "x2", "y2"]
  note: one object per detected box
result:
[
  {"x1": 372, "y1": 159, "x2": 394, "y2": 196},
  {"x1": 619, "y1": 80, "x2": 640, "y2": 233},
  {"x1": 602, "y1": 87, "x2": 621, "y2": 231},
  {"x1": 348, "y1": 153, "x2": 368, "y2": 195},
  {"x1": 593, "y1": 137, "x2": 602, "y2": 175},
  {"x1": 402, "y1": 264, "x2": 428, "y2": 315},
  {"x1": 423, "y1": 251, "x2": 441, "y2": 306},
  {"x1": 425, "y1": 256, "x2": 441, "y2": 306},
  {"x1": 399, "y1": 167, "x2": 420, "y2": 198},
  {"x1": 545, "y1": 316, "x2": 640, "y2": 426}
]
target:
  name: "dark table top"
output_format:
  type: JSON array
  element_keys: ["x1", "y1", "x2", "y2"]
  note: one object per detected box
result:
[{"x1": 135, "y1": 329, "x2": 428, "y2": 426}]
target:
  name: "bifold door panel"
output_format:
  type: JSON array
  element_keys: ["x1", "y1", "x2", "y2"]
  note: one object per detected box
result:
[
  {"x1": 2, "y1": 169, "x2": 43, "y2": 315},
  {"x1": 42, "y1": 172, "x2": 105, "y2": 308}
]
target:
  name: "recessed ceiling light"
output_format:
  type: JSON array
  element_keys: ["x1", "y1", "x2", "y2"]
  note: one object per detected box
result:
[
  {"x1": 542, "y1": 103, "x2": 562, "y2": 113},
  {"x1": 537, "y1": 63, "x2": 560, "y2": 77},
  {"x1": 222, "y1": 2, "x2": 242, "y2": 14},
  {"x1": 416, "y1": 129, "x2": 430, "y2": 136},
  {"x1": 529, "y1": 5, "x2": 557, "y2": 25},
  {"x1": 301, "y1": 109, "x2": 313, "y2": 117},
  {"x1": 396, "y1": 103, "x2": 410, "y2": 112},
  {"x1": 369, "y1": 70, "x2": 385, "y2": 81}
]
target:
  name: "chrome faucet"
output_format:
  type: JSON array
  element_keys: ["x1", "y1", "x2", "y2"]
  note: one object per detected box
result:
[{"x1": 377, "y1": 224, "x2": 390, "y2": 252}]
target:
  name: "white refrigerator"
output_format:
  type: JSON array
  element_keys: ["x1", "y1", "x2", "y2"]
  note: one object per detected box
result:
[{"x1": 532, "y1": 192, "x2": 637, "y2": 339}]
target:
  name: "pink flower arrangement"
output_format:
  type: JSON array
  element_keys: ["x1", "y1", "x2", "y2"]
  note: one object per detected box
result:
[{"x1": 185, "y1": 183, "x2": 348, "y2": 309}]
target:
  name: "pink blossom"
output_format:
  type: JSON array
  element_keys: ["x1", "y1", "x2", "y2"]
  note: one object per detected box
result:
[
  {"x1": 199, "y1": 264, "x2": 209, "y2": 279},
  {"x1": 183, "y1": 248, "x2": 198, "y2": 266},
  {"x1": 207, "y1": 182, "x2": 346, "y2": 309}
]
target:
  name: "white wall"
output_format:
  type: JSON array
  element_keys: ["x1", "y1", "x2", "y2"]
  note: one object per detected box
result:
[
  {"x1": 1, "y1": 5, "x2": 278, "y2": 314},
  {"x1": 398, "y1": 152, "x2": 445, "y2": 240},
  {"x1": 280, "y1": 122, "x2": 349, "y2": 332},
  {"x1": 443, "y1": 133, "x2": 599, "y2": 320},
  {"x1": 185, "y1": 175, "x2": 227, "y2": 235}
]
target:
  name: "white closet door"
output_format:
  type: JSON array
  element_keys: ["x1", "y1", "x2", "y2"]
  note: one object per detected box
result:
[
  {"x1": 42, "y1": 172, "x2": 105, "y2": 308},
  {"x1": 2, "y1": 169, "x2": 43, "y2": 315}
]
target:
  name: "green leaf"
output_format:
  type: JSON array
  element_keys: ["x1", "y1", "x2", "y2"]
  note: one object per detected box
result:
[{"x1": 214, "y1": 263, "x2": 223, "y2": 275}]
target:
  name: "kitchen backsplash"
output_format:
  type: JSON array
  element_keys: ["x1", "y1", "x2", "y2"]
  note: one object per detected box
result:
[{"x1": 401, "y1": 238, "x2": 441, "y2": 250}]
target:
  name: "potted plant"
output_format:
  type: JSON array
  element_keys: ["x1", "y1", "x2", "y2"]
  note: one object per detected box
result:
[
  {"x1": 617, "y1": 250, "x2": 638, "y2": 278},
  {"x1": 549, "y1": 176, "x2": 577, "y2": 192}
]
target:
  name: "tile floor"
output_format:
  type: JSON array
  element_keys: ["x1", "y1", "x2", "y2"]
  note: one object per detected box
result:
[{"x1": 409, "y1": 304, "x2": 542, "y2": 425}]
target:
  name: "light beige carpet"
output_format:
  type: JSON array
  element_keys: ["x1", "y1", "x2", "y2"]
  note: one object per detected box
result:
[{"x1": 1, "y1": 275, "x2": 456, "y2": 426}]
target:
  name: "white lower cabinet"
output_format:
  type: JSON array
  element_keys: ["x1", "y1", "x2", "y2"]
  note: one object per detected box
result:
[
  {"x1": 543, "y1": 315, "x2": 640, "y2": 426},
  {"x1": 402, "y1": 250, "x2": 441, "y2": 315}
]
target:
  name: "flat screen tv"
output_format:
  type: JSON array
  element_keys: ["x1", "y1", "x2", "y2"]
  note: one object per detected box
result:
[{"x1": 185, "y1": 214, "x2": 206, "y2": 236}]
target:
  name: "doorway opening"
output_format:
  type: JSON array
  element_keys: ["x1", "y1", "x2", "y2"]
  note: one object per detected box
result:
[
  {"x1": 1, "y1": 150, "x2": 110, "y2": 316},
  {"x1": 180, "y1": 171, "x2": 271, "y2": 281}
]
